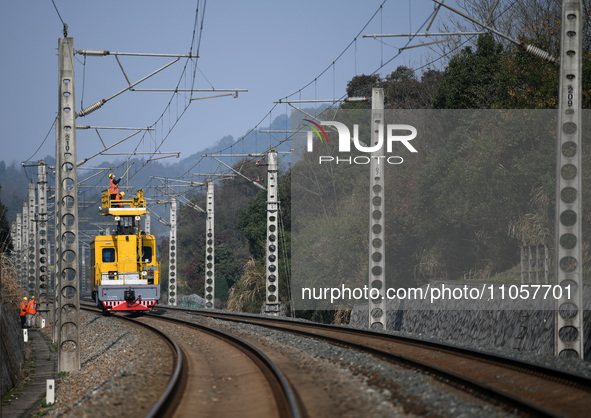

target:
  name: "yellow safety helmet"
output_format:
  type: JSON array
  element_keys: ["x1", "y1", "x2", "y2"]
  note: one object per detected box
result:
[
  {"x1": 32, "y1": 296, "x2": 35, "y2": 299},
  {"x1": 24, "y1": 297, "x2": 27, "y2": 300},
  {"x1": 120, "y1": 192, "x2": 125, "y2": 197},
  {"x1": 109, "y1": 173, "x2": 114, "y2": 178}
]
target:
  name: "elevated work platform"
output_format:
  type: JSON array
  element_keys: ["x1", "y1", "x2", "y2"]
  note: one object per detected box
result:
[{"x1": 100, "y1": 189, "x2": 146, "y2": 217}]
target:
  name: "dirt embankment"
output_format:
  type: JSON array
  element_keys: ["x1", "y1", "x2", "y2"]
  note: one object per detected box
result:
[{"x1": 1, "y1": 256, "x2": 26, "y2": 396}]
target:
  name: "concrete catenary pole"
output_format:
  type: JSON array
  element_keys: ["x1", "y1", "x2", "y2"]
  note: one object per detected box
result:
[
  {"x1": 22, "y1": 202, "x2": 29, "y2": 289},
  {"x1": 145, "y1": 211, "x2": 151, "y2": 235},
  {"x1": 554, "y1": 0, "x2": 584, "y2": 359},
  {"x1": 37, "y1": 161, "x2": 50, "y2": 325},
  {"x1": 9, "y1": 221, "x2": 16, "y2": 265},
  {"x1": 56, "y1": 37, "x2": 81, "y2": 372},
  {"x1": 204, "y1": 179, "x2": 215, "y2": 308},
  {"x1": 81, "y1": 245, "x2": 86, "y2": 293},
  {"x1": 168, "y1": 197, "x2": 178, "y2": 306},
  {"x1": 53, "y1": 118, "x2": 62, "y2": 344},
  {"x1": 368, "y1": 88, "x2": 386, "y2": 330},
  {"x1": 264, "y1": 148, "x2": 280, "y2": 315},
  {"x1": 27, "y1": 182, "x2": 37, "y2": 298},
  {"x1": 16, "y1": 213, "x2": 22, "y2": 286}
]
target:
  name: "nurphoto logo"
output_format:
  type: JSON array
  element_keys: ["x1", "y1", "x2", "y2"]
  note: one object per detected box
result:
[{"x1": 306, "y1": 120, "x2": 418, "y2": 165}]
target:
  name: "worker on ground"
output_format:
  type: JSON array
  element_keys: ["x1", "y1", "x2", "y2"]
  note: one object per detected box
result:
[
  {"x1": 20, "y1": 297, "x2": 27, "y2": 328},
  {"x1": 109, "y1": 173, "x2": 121, "y2": 201},
  {"x1": 26, "y1": 296, "x2": 37, "y2": 328}
]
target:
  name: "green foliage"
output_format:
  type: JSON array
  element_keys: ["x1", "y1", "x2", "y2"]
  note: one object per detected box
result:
[
  {"x1": 234, "y1": 171, "x2": 292, "y2": 311},
  {"x1": 343, "y1": 67, "x2": 443, "y2": 110},
  {"x1": 413, "y1": 111, "x2": 556, "y2": 279},
  {"x1": 0, "y1": 186, "x2": 13, "y2": 253},
  {"x1": 433, "y1": 35, "x2": 504, "y2": 109},
  {"x1": 174, "y1": 159, "x2": 267, "y2": 305},
  {"x1": 291, "y1": 31, "x2": 591, "y2": 291},
  {"x1": 237, "y1": 190, "x2": 267, "y2": 260}
]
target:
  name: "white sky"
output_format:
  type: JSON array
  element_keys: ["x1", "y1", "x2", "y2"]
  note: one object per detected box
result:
[{"x1": 0, "y1": 0, "x2": 462, "y2": 168}]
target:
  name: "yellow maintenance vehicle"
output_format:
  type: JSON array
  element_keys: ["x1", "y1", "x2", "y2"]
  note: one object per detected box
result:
[{"x1": 90, "y1": 189, "x2": 161, "y2": 312}]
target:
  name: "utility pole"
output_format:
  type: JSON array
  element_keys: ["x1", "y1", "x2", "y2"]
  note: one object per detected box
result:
[
  {"x1": 554, "y1": 0, "x2": 583, "y2": 359},
  {"x1": 168, "y1": 197, "x2": 178, "y2": 306},
  {"x1": 37, "y1": 161, "x2": 50, "y2": 325},
  {"x1": 81, "y1": 245, "x2": 86, "y2": 293},
  {"x1": 264, "y1": 148, "x2": 280, "y2": 315},
  {"x1": 9, "y1": 221, "x2": 16, "y2": 259},
  {"x1": 53, "y1": 119, "x2": 61, "y2": 345},
  {"x1": 204, "y1": 179, "x2": 215, "y2": 308},
  {"x1": 145, "y1": 212, "x2": 151, "y2": 235},
  {"x1": 368, "y1": 88, "x2": 386, "y2": 330},
  {"x1": 21, "y1": 203, "x2": 30, "y2": 290},
  {"x1": 183, "y1": 174, "x2": 232, "y2": 309},
  {"x1": 22, "y1": 202, "x2": 29, "y2": 289},
  {"x1": 15, "y1": 213, "x2": 22, "y2": 287},
  {"x1": 56, "y1": 36, "x2": 81, "y2": 372},
  {"x1": 27, "y1": 183, "x2": 37, "y2": 298}
]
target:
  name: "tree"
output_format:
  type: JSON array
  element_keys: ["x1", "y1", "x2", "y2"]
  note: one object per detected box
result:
[
  {"x1": 384, "y1": 67, "x2": 443, "y2": 109},
  {"x1": 0, "y1": 186, "x2": 13, "y2": 253},
  {"x1": 433, "y1": 34, "x2": 504, "y2": 109},
  {"x1": 175, "y1": 158, "x2": 266, "y2": 299}
]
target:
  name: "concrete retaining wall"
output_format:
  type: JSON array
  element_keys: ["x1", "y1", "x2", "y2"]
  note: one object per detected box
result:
[
  {"x1": 349, "y1": 283, "x2": 591, "y2": 361},
  {"x1": 1, "y1": 299, "x2": 26, "y2": 396}
]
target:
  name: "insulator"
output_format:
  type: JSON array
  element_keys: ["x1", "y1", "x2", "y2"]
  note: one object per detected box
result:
[
  {"x1": 77, "y1": 49, "x2": 110, "y2": 56},
  {"x1": 525, "y1": 44, "x2": 556, "y2": 63},
  {"x1": 76, "y1": 99, "x2": 106, "y2": 118}
]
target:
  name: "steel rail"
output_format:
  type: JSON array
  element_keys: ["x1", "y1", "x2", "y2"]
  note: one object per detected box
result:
[
  {"x1": 80, "y1": 306, "x2": 184, "y2": 417},
  {"x1": 144, "y1": 312, "x2": 302, "y2": 418},
  {"x1": 163, "y1": 306, "x2": 591, "y2": 417}
]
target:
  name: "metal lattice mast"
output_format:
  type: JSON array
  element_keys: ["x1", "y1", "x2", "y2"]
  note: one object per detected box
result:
[
  {"x1": 168, "y1": 197, "x2": 178, "y2": 306},
  {"x1": 554, "y1": 0, "x2": 584, "y2": 359},
  {"x1": 57, "y1": 37, "x2": 81, "y2": 372},
  {"x1": 264, "y1": 148, "x2": 280, "y2": 315},
  {"x1": 27, "y1": 183, "x2": 37, "y2": 298},
  {"x1": 204, "y1": 179, "x2": 215, "y2": 308},
  {"x1": 16, "y1": 213, "x2": 22, "y2": 286},
  {"x1": 37, "y1": 161, "x2": 50, "y2": 325},
  {"x1": 368, "y1": 88, "x2": 386, "y2": 330}
]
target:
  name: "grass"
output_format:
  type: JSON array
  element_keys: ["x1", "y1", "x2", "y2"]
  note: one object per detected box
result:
[
  {"x1": 33, "y1": 400, "x2": 55, "y2": 417},
  {"x1": 451, "y1": 261, "x2": 591, "y2": 285},
  {"x1": 1, "y1": 386, "x2": 25, "y2": 407}
]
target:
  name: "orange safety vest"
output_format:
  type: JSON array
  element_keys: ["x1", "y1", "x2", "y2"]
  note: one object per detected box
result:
[
  {"x1": 20, "y1": 300, "x2": 27, "y2": 316},
  {"x1": 26, "y1": 299, "x2": 36, "y2": 315},
  {"x1": 109, "y1": 178, "x2": 119, "y2": 194}
]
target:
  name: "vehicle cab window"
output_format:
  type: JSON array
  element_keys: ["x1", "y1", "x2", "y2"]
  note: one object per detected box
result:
[
  {"x1": 142, "y1": 246, "x2": 152, "y2": 263},
  {"x1": 102, "y1": 248, "x2": 115, "y2": 263}
]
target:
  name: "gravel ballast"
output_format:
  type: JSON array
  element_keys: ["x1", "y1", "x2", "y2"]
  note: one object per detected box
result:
[
  {"x1": 39, "y1": 310, "x2": 173, "y2": 417},
  {"x1": 35, "y1": 305, "x2": 590, "y2": 417}
]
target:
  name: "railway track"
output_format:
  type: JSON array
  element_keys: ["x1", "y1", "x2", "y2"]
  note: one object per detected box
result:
[
  {"x1": 80, "y1": 305, "x2": 183, "y2": 417},
  {"x1": 159, "y1": 306, "x2": 591, "y2": 418},
  {"x1": 81, "y1": 304, "x2": 301, "y2": 417}
]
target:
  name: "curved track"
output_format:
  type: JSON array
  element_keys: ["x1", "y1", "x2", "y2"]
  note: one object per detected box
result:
[
  {"x1": 82, "y1": 304, "x2": 301, "y2": 417},
  {"x1": 136, "y1": 313, "x2": 301, "y2": 418},
  {"x1": 80, "y1": 306, "x2": 183, "y2": 417},
  {"x1": 163, "y1": 306, "x2": 591, "y2": 418}
]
